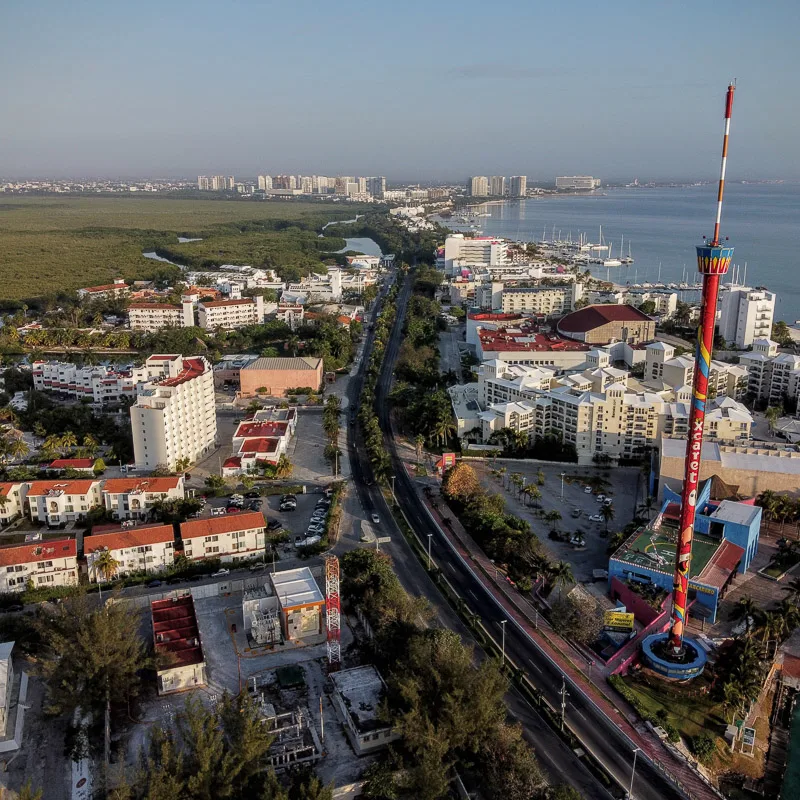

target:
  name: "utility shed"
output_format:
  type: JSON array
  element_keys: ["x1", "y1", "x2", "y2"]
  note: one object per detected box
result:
[
  {"x1": 151, "y1": 594, "x2": 207, "y2": 695},
  {"x1": 330, "y1": 665, "x2": 399, "y2": 755},
  {"x1": 270, "y1": 567, "x2": 325, "y2": 642}
]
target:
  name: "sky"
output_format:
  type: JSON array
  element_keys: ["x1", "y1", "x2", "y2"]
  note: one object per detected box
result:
[{"x1": 1, "y1": 0, "x2": 798, "y2": 181}]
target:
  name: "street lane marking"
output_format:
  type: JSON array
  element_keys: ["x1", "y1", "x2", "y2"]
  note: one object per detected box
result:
[
  {"x1": 467, "y1": 590, "x2": 479, "y2": 602},
  {"x1": 527, "y1": 658, "x2": 542, "y2": 673}
]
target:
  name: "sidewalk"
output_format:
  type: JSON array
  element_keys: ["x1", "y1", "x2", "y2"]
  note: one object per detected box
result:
[{"x1": 408, "y1": 455, "x2": 722, "y2": 800}]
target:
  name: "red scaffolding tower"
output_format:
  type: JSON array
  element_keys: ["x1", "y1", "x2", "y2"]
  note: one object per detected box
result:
[{"x1": 325, "y1": 555, "x2": 341, "y2": 671}]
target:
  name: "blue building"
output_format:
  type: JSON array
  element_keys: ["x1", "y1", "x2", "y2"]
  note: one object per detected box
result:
[{"x1": 608, "y1": 476, "x2": 761, "y2": 624}]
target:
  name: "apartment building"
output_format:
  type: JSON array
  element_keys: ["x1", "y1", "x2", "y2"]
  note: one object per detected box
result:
[
  {"x1": 180, "y1": 512, "x2": 266, "y2": 564},
  {"x1": 500, "y1": 284, "x2": 583, "y2": 316},
  {"x1": 128, "y1": 301, "x2": 194, "y2": 332},
  {"x1": 489, "y1": 176, "x2": 506, "y2": 196},
  {"x1": 131, "y1": 356, "x2": 217, "y2": 471},
  {"x1": 587, "y1": 289, "x2": 678, "y2": 317},
  {"x1": 27, "y1": 480, "x2": 102, "y2": 526},
  {"x1": 198, "y1": 296, "x2": 264, "y2": 330},
  {"x1": 476, "y1": 328, "x2": 592, "y2": 369},
  {"x1": 77, "y1": 278, "x2": 129, "y2": 301},
  {"x1": 509, "y1": 176, "x2": 527, "y2": 197},
  {"x1": 223, "y1": 408, "x2": 297, "y2": 476},
  {"x1": 286, "y1": 268, "x2": 343, "y2": 302},
  {"x1": 0, "y1": 484, "x2": 24, "y2": 525},
  {"x1": 467, "y1": 176, "x2": 489, "y2": 197},
  {"x1": 739, "y1": 338, "x2": 800, "y2": 403},
  {"x1": 0, "y1": 539, "x2": 78, "y2": 593},
  {"x1": 84, "y1": 524, "x2": 175, "y2": 581},
  {"x1": 717, "y1": 286, "x2": 775, "y2": 349},
  {"x1": 441, "y1": 235, "x2": 508, "y2": 273},
  {"x1": 32, "y1": 360, "x2": 156, "y2": 403},
  {"x1": 478, "y1": 384, "x2": 751, "y2": 464},
  {"x1": 102, "y1": 476, "x2": 185, "y2": 520}
]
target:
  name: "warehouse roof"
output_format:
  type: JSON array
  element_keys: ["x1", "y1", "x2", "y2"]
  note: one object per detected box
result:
[
  {"x1": 243, "y1": 356, "x2": 322, "y2": 371},
  {"x1": 558, "y1": 304, "x2": 652, "y2": 334}
]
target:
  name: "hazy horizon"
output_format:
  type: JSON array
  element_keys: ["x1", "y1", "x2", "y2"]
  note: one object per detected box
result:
[{"x1": 2, "y1": 0, "x2": 797, "y2": 180}]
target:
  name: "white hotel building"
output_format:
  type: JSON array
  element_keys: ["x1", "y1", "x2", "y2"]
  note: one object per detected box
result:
[
  {"x1": 128, "y1": 301, "x2": 195, "y2": 332},
  {"x1": 198, "y1": 296, "x2": 264, "y2": 330},
  {"x1": 84, "y1": 524, "x2": 176, "y2": 581},
  {"x1": 180, "y1": 512, "x2": 266, "y2": 564},
  {"x1": 131, "y1": 356, "x2": 217, "y2": 471}
]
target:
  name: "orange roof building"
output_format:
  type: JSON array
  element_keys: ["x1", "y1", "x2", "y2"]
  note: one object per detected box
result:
[
  {"x1": 151, "y1": 594, "x2": 206, "y2": 695},
  {"x1": 180, "y1": 511, "x2": 266, "y2": 564},
  {"x1": 85, "y1": 524, "x2": 175, "y2": 580},
  {"x1": 0, "y1": 538, "x2": 78, "y2": 593}
]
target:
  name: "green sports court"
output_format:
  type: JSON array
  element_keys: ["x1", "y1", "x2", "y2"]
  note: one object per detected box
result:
[{"x1": 615, "y1": 526, "x2": 720, "y2": 579}]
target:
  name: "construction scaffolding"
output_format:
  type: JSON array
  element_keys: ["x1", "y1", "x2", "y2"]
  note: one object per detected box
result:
[
  {"x1": 251, "y1": 608, "x2": 281, "y2": 645},
  {"x1": 325, "y1": 555, "x2": 341, "y2": 671}
]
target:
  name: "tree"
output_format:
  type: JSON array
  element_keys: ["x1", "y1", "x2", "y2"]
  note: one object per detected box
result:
[
  {"x1": 600, "y1": 502, "x2": 615, "y2": 532},
  {"x1": 90, "y1": 548, "x2": 120, "y2": 583},
  {"x1": 92, "y1": 457, "x2": 107, "y2": 476},
  {"x1": 730, "y1": 595, "x2": 762, "y2": 636},
  {"x1": 546, "y1": 561, "x2": 574, "y2": 596},
  {"x1": 361, "y1": 761, "x2": 398, "y2": 800},
  {"x1": 82, "y1": 434, "x2": 99, "y2": 458},
  {"x1": 36, "y1": 596, "x2": 147, "y2": 723},
  {"x1": 783, "y1": 576, "x2": 800, "y2": 606},
  {"x1": 543, "y1": 509, "x2": 562, "y2": 531},
  {"x1": 549, "y1": 595, "x2": 601, "y2": 645},
  {"x1": 638, "y1": 300, "x2": 657, "y2": 315},
  {"x1": 766, "y1": 405, "x2": 783, "y2": 433},
  {"x1": 537, "y1": 468, "x2": 545, "y2": 486},
  {"x1": 478, "y1": 722, "x2": 544, "y2": 800},
  {"x1": 414, "y1": 433, "x2": 425, "y2": 465},
  {"x1": 442, "y1": 462, "x2": 481, "y2": 501},
  {"x1": 59, "y1": 430, "x2": 78, "y2": 455}
]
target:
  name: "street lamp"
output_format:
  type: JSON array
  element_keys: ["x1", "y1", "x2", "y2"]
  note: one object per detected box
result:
[
  {"x1": 499, "y1": 619, "x2": 507, "y2": 664},
  {"x1": 628, "y1": 747, "x2": 641, "y2": 800},
  {"x1": 390, "y1": 475, "x2": 396, "y2": 504},
  {"x1": 427, "y1": 533, "x2": 433, "y2": 569},
  {"x1": 560, "y1": 471, "x2": 566, "y2": 500}
]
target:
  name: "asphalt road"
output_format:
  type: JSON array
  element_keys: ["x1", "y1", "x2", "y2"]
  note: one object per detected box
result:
[
  {"x1": 367, "y1": 275, "x2": 690, "y2": 800},
  {"x1": 345, "y1": 274, "x2": 616, "y2": 800}
]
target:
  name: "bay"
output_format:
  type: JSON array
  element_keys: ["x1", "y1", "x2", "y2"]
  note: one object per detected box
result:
[{"x1": 473, "y1": 184, "x2": 800, "y2": 324}]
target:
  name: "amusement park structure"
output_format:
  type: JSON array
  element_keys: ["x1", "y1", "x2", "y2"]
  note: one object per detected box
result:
[
  {"x1": 325, "y1": 555, "x2": 341, "y2": 671},
  {"x1": 642, "y1": 82, "x2": 737, "y2": 680}
]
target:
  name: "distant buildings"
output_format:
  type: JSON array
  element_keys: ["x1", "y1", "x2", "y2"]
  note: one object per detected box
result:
[
  {"x1": 740, "y1": 338, "x2": 800, "y2": 403},
  {"x1": 509, "y1": 175, "x2": 527, "y2": 197},
  {"x1": 467, "y1": 176, "x2": 489, "y2": 197},
  {"x1": 197, "y1": 175, "x2": 234, "y2": 191},
  {"x1": 222, "y1": 407, "x2": 297, "y2": 476},
  {"x1": 77, "y1": 278, "x2": 129, "y2": 302},
  {"x1": 442, "y1": 234, "x2": 508, "y2": 272},
  {"x1": 101, "y1": 476, "x2": 185, "y2": 520},
  {"x1": 717, "y1": 285, "x2": 775, "y2": 348},
  {"x1": 128, "y1": 300, "x2": 194, "y2": 332},
  {"x1": 131, "y1": 355, "x2": 217, "y2": 471},
  {"x1": 238, "y1": 356, "x2": 324, "y2": 399},
  {"x1": 489, "y1": 176, "x2": 506, "y2": 196},
  {"x1": 555, "y1": 176, "x2": 601, "y2": 190},
  {"x1": 198, "y1": 296, "x2": 265, "y2": 330},
  {"x1": 500, "y1": 284, "x2": 583, "y2": 316}
]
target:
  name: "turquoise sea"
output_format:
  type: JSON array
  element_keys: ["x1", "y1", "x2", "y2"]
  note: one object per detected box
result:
[{"x1": 474, "y1": 183, "x2": 800, "y2": 323}]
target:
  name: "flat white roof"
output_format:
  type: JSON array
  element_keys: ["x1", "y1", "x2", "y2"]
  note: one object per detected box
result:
[{"x1": 270, "y1": 567, "x2": 324, "y2": 608}]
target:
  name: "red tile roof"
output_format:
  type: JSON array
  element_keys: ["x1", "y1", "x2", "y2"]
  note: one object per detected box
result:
[
  {"x1": 180, "y1": 510, "x2": 265, "y2": 541},
  {"x1": 0, "y1": 483, "x2": 21, "y2": 499},
  {"x1": 128, "y1": 303, "x2": 182, "y2": 310},
  {"x1": 235, "y1": 420, "x2": 289, "y2": 438},
  {"x1": 698, "y1": 540, "x2": 745, "y2": 588},
  {"x1": 478, "y1": 329, "x2": 590, "y2": 353},
  {"x1": 48, "y1": 458, "x2": 94, "y2": 469},
  {"x1": 152, "y1": 594, "x2": 204, "y2": 668},
  {"x1": 82, "y1": 283, "x2": 128, "y2": 293},
  {"x1": 26, "y1": 480, "x2": 98, "y2": 497},
  {"x1": 557, "y1": 304, "x2": 652, "y2": 334},
  {"x1": 240, "y1": 437, "x2": 280, "y2": 454},
  {"x1": 158, "y1": 358, "x2": 206, "y2": 388},
  {"x1": 0, "y1": 539, "x2": 76, "y2": 567},
  {"x1": 102, "y1": 477, "x2": 183, "y2": 494},
  {"x1": 85, "y1": 524, "x2": 175, "y2": 554},
  {"x1": 222, "y1": 457, "x2": 241, "y2": 468}
]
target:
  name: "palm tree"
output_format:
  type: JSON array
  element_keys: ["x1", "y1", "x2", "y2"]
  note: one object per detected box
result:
[
  {"x1": 91, "y1": 548, "x2": 120, "y2": 584},
  {"x1": 765, "y1": 405, "x2": 783, "y2": 434},
  {"x1": 783, "y1": 577, "x2": 800, "y2": 607},
  {"x1": 414, "y1": 434, "x2": 425, "y2": 465},
  {"x1": 600, "y1": 503, "x2": 615, "y2": 532},
  {"x1": 775, "y1": 598, "x2": 800, "y2": 641},
  {"x1": 59, "y1": 430, "x2": 78, "y2": 455},
  {"x1": 6, "y1": 437, "x2": 29, "y2": 463},
  {"x1": 82, "y1": 434, "x2": 99, "y2": 458},
  {"x1": 537, "y1": 468, "x2": 545, "y2": 486},
  {"x1": 522, "y1": 484, "x2": 542, "y2": 507},
  {"x1": 722, "y1": 681, "x2": 744, "y2": 724},
  {"x1": 547, "y1": 561, "x2": 574, "y2": 597},
  {"x1": 730, "y1": 595, "x2": 762, "y2": 636},
  {"x1": 544, "y1": 509, "x2": 562, "y2": 530},
  {"x1": 41, "y1": 434, "x2": 62, "y2": 461}
]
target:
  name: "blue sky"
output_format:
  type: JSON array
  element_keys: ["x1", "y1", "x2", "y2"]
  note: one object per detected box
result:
[{"x1": 1, "y1": 0, "x2": 797, "y2": 180}]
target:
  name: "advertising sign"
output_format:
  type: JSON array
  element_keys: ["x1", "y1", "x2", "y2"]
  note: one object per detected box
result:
[{"x1": 603, "y1": 611, "x2": 635, "y2": 632}]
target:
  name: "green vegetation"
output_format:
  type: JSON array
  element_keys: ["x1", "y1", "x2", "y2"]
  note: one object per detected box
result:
[
  {"x1": 0, "y1": 196, "x2": 368, "y2": 304},
  {"x1": 341, "y1": 548, "x2": 544, "y2": 800},
  {"x1": 772, "y1": 320, "x2": 794, "y2": 347}
]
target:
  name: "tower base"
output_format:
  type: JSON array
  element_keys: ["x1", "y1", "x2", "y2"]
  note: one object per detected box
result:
[{"x1": 640, "y1": 633, "x2": 707, "y2": 680}]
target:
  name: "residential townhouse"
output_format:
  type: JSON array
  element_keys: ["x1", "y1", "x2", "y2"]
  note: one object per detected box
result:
[
  {"x1": 84, "y1": 524, "x2": 175, "y2": 581},
  {"x1": 77, "y1": 278, "x2": 130, "y2": 301},
  {"x1": 131, "y1": 356, "x2": 217, "y2": 471},
  {"x1": 180, "y1": 512, "x2": 266, "y2": 564},
  {"x1": 198, "y1": 296, "x2": 264, "y2": 331},
  {"x1": 0, "y1": 484, "x2": 24, "y2": 525},
  {"x1": 128, "y1": 301, "x2": 194, "y2": 332},
  {"x1": 26, "y1": 480, "x2": 102, "y2": 526},
  {"x1": 102, "y1": 476, "x2": 185, "y2": 520},
  {"x1": 0, "y1": 539, "x2": 78, "y2": 593}
]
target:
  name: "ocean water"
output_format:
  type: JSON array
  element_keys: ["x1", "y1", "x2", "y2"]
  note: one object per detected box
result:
[{"x1": 474, "y1": 184, "x2": 800, "y2": 323}]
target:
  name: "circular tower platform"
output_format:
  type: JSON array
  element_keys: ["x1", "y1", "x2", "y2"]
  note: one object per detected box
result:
[{"x1": 641, "y1": 633, "x2": 707, "y2": 680}]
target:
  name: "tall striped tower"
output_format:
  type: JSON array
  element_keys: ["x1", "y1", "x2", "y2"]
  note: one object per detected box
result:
[{"x1": 668, "y1": 83, "x2": 736, "y2": 655}]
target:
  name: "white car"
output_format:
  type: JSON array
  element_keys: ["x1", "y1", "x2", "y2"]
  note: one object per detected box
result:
[
  {"x1": 212, "y1": 568, "x2": 230, "y2": 577},
  {"x1": 603, "y1": 498, "x2": 613, "y2": 506},
  {"x1": 596, "y1": 494, "x2": 606, "y2": 502},
  {"x1": 589, "y1": 514, "x2": 603, "y2": 523},
  {"x1": 371, "y1": 513, "x2": 380, "y2": 525},
  {"x1": 584, "y1": 486, "x2": 593, "y2": 494}
]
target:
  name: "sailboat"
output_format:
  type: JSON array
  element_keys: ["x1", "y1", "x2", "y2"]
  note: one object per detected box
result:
[
  {"x1": 602, "y1": 242, "x2": 622, "y2": 268},
  {"x1": 620, "y1": 235, "x2": 634, "y2": 265},
  {"x1": 590, "y1": 225, "x2": 610, "y2": 252}
]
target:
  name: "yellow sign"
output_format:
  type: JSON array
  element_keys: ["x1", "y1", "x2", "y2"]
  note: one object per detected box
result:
[{"x1": 604, "y1": 611, "x2": 635, "y2": 631}]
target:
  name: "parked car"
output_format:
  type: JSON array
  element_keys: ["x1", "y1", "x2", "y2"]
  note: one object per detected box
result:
[
  {"x1": 244, "y1": 491, "x2": 261, "y2": 499},
  {"x1": 211, "y1": 507, "x2": 226, "y2": 517},
  {"x1": 596, "y1": 494, "x2": 606, "y2": 503},
  {"x1": 280, "y1": 504, "x2": 296, "y2": 512},
  {"x1": 307, "y1": 525, "x2": 325, "y2": 535},
  {"x1": 212, "y1": 568, "x2": 230, "y2": 577},
  {"x1": 371, "y1": 512, "x2": 380, "y2": 525},
  {"x1": 603, "y1": 498, "x2": 613, "y2": 506},
  {"x1": 147, "y1": 579, "x2": 162, "y2": 588},
  {"x1": 584, "y1": 486, "x2": 593, "y2": 493},
  {"x1": 316, "y1": 499, "x2": 331, "y2": 508},
  {"x1": 247, "y1": 501, "x2": 262, "y2": 511},
  {"x1": 267, "y1": 519, "x2": 282, "y2": 531},
  {"x1": 249, "y1": 563, "x2": 266, "y2": 571},
  {"x1": 589, "y1": 514, "x2": 603, "y2": 522},
  {"x1": 226, "y1": 506, "x2": 241, "y2": 514},
  {"x1": 281, "y1": 494, "x2": 296, "y2": 502}
]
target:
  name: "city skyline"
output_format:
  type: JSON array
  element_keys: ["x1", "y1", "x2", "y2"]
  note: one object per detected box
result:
[{"x1": 2, "y1": 1, "x2": 798, "y2": 179}]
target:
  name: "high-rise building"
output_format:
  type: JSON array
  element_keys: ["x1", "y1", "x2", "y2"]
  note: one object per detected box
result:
[
  {"x1": 131, "y1": 355, "x2": 217, "y2": 472},
  {"x1": 225, "y1": 176, "x2": 235, "y2": 190},
  {"x1": 489, "y1": 176, "x2": 506, "y2": 196},
  {"x1": 313, "y1": 175, "x2": 330, "y2": 194},
  {"x1": 717, "y1": 286, "x2": 775, "y2": 348},
  {"x1": 300, "y1": 176, "x2": 313, "y2": 194},
  {"x1": 257, "y1": 175, "x2": 273, "y2": 190},
  {"x1": 366, "y1": 176, "x2": 386, "y2": 198},
  {"x1": 468, "y1": 176, "x2": 489, "y2": 197},
  {"x1": 510, "y1": 176, "x2": 527, "y2": 197},
  {"x1": 345, "y1": 182, "x2": 359, "y2": 196},
  {"x1": 555, "y1": 176, "x2": 601, "y2": 190},
  {"x1": 197, "y1": 176, "x2": 210, "y2": 191},
  {"x1": 357, "y1": 177, "x2": 367, "y2": 194}
]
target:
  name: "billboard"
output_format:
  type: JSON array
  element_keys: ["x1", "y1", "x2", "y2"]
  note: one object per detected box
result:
[{"x1": 603, "y1": 611, "x2": 635, "y2": 632}]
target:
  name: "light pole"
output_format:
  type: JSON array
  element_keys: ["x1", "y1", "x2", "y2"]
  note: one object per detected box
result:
[
  {"x1": 560, "y1": 675, "x2": 569, "y2": 732},
  {"x1": 390, "y1": 474, "x2": 396, "y2": 505},
  {"x1": 427, "y1": 533, "x2": 433, "y2": 569},
  {"x1": 560, "y1": 471, "x2": 566, "y2": 500},
  {"x1": 628, "y1": 747, "x2": 640, "y2": 800},
  {"x1": 499, "y1": 619, "x2": 507, "y2": 664}
]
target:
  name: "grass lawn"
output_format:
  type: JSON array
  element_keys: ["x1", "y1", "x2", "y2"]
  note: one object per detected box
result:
[
  {"x1": 0, "y1": 196, "x2": 369, "y2": 302},
  {"x1": 623, "y1": 672, "x2": 769, "y2": 778}
]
